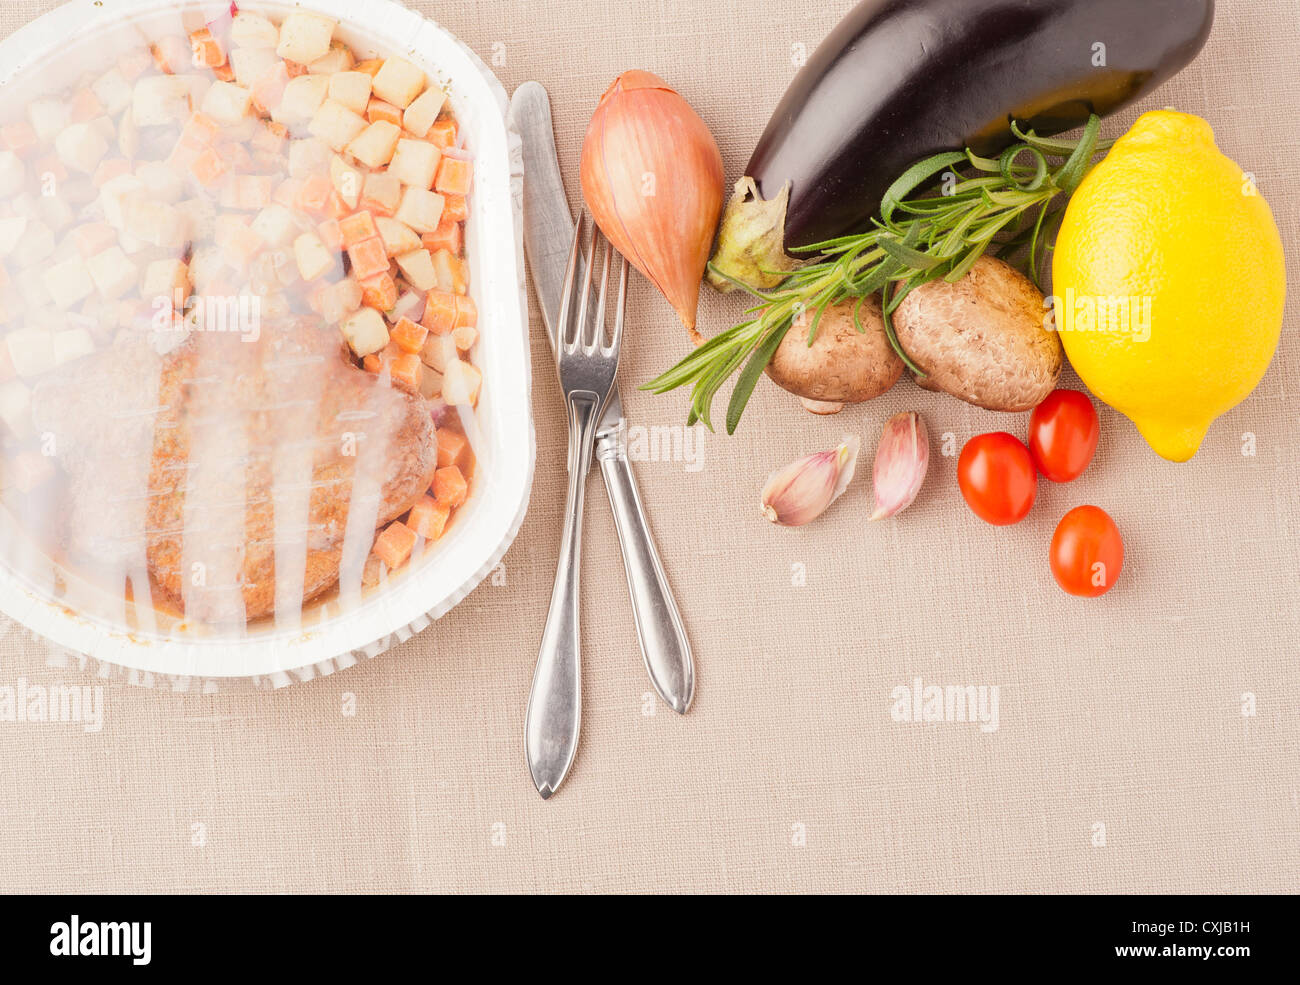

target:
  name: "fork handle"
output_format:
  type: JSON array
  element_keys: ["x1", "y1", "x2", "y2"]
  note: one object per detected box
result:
[{"x1": 525, "y1": 391, "x2": 601, "y2": 798}]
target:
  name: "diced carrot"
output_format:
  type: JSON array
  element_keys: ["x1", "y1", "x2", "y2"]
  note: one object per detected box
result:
[
  {"x1": 359, "y1": 271, "x2": 398, "y2": 311},
  {"x1": 390, "y1": 316, "x2": 428, "y2": 354},
  {"x1": 326, "y1": 191, "x2": 353, "y2": 219},
  {"x1": 451, "y1": 256, "x2": 470, "y2": 295},
  {"x1": 427, "y1": 117, "x2": 458, "y2": 149},
  {"x1": 297, "y1": 174, "x2": 334, "y2": 214},
  {"x1": 1, "y1": 121, "x2": 37, "y2": 155},
  {"x1": 190, "y1": 148, "x2": 227, "y2": 186},
  {"x1": 229, "y1": 174, "x2": 274, "y2": 210},
  {"x1": 441, "y1": 194, "x2": 468, "y2": 223},
  {"x1": 118, "y1": 48, "x2": 153, "y2": 81},
  {"x1": 189, "y1": 28, "x2": 227, "y2": 69},
  {"x1": 69, "y1": 88, "x2": 104, "y2": 124},
  {"x1": 339, "y1": 210, "x2": 378, "y2": 247},
  {"x1": 179, "y1": 112, "x2": 221, "y2": 149},
  {"x1": 372, "y1": 521, "x2": 417, "y2": 569},
  {"x1": 92, "y1": 158, "x2": 131, "y2": 188},
  {"x1": 436, "y1": 428, "x2": 468, "y2": 468},
  {"x1": 218, "y1": 140, "x2": 253, "y2": 174},
  {"x1": 432, "y1": 466, "x2": 468, "y2": 508},
  {"x1": 421, "y1": 290, "x2": 457, "y2": 335},
  {"x1": 366, "y1": 99, "x2": 403, "y2": 126},
  {"x1": 407, "y1": 496, "x2": 450, "y2": 541},
  {"x1": 434, "y1": 155, "x2": 473, "y2": 196},
  {"x1": 347, "y1": 237, "x2": 389, "y2": 280},
  {"x1": 212, "y1": 62, "x2": 236, "y2": 83},
  {"x1": 284, "y1": 59, "x2": 308, "y2": 78},
  {"x1": 452, "y1": 325, "x2": 478, "y2": 352},
  {"x1": 389, "y1": 352, "x2": 423, "y2": 391},
  {"x1": 453, "y1": 295, "x2": 477, "y2": 329},
  {"x1": 317, "y1": 218, "x2": 344, "y2": 251},
  {"x1": 71, "y1": 222, "x2": 117, "y2": 257},
  {"x1": 354, "y1": 58, "x2": 384, "y2": 77},
  {"x1": 362, "y1": 353, "x2": 382, "y2": 373},
  {"x1": 217, "y1": 217, "x2": 264, "y2": 267},
  {"x1": 422, "y1": 219, "x2": 461, "y2": 256}
]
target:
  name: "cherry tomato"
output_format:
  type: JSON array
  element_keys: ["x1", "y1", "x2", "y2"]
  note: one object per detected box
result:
[
  {"x1": 957, "y1": 432, "x2": 1038, "y2": 525},
  {"x1": 1050, "y1": 505, "x2": 1124, "y2": 597},
  {"x1": 1028, "y1": 389, "x2": 1099, "y2": 482}
]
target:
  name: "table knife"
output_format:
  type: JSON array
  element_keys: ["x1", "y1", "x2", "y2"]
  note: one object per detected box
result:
[{"x1": 509, "y1": 81, "x2": 695, "y2": 715}]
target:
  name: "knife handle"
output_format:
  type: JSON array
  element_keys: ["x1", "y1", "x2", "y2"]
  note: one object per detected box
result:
[{"x1": 595, "y1": 426, "x2": 695, "y2": 714}]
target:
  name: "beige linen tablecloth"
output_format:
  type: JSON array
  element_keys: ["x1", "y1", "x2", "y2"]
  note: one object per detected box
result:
[{"x1": 1, "y1": 0, "x2": 1298, "y2": 894}]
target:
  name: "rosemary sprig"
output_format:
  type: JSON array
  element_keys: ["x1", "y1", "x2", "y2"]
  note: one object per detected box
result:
[{"x1": 643, "y1": 116, "x2": 1112, "y2": 434}]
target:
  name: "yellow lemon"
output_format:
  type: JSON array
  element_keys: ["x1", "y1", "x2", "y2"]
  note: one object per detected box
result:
[{"x1": 1052, "y1": 110, "x2": 1286, "y2": 462}]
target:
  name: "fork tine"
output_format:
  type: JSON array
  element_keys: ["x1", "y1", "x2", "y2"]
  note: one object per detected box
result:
[
  {"x1": 608, "y1": 253, "x2": 629, "y2": 355},
  {"x1": 573, "y1": 214, "x2": 597, "y2": 349},
  {"x1": 591, "y1": 230, "x2": 611, "y2": 350},
  {"x1": 555, "y1": 213, "x2": 583, "y2": 353}
]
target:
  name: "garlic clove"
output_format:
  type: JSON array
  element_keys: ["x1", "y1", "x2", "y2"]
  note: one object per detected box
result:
[
  {"x1": 869, "y1": 411, "x2": 929, "y2": 520},
  {"x1": 761, "y1": 435, "x2": 860, "y2": 527}
]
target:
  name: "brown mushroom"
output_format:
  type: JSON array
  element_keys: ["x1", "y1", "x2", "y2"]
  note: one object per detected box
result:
[
  {"x1": 892, "y1": 256, "x2": 1061, "y2": 412},
  {"x1": 765, "y1": 295, "x2": 903, "y2": 405}
]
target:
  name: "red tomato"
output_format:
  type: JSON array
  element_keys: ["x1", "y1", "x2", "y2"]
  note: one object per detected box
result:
[
  {"x1": 1028, "y1": 389, "x2": 1099, "y2": 482},
  {"x1": 957, "y1": 432, "x2": 1038, "y2": 525},
  {"x1": 1050, "y1": 505, "x2": 1124, "y2": 597}
]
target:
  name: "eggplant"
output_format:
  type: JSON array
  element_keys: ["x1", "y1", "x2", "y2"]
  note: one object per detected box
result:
[{"x1": 710, "y1": 0, "x2": 1215, "y2": 290}]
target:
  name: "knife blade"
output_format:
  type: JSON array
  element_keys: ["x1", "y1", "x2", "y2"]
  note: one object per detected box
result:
[{"x1": 510, "y1": 82, "x2": 695, "y2": 715}]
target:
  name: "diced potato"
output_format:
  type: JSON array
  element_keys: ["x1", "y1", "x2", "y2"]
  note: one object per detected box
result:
[
  {"x1": 54, "y1": 123, "x2": 108, "y2": 174},
  {"x1": 6, "y1": 330, "x2": 56, "y2": 379},
  {"x1": 361, "y1": 172, "x2": 402, "y2": 216},
  {"x1": 140, "y1": 258, "x2": 189, "y2": 301},
  {"x1": 52, "y1": 327, "x2": 94, "y2": 365},
  {"x1": 375, "y1": 217, "x2": 420, "y2": 256},
  {"x1": 393, "y1": 186, "x2": 445, "y2": 233},
  {"x1": 293, "y1": 231, "x2": 335, "y2": 281},
  {"x1": 431, "y1": 248, "x2": 458, "y2": 293},
  {"x1": 85, "y1": 245, "x2": 138, "y2": 299},
  {"x1": 99, "y1": 173, "x2": 145, "y2": 229},
  {"x1": 91, "y1": 68, "x2": 134, "y2": 116},
  {"x1": 229, "y1": 46, "x2": 279, "y2": 89},
  {"x1": 328, "y1": 71, "x2": 372, "y2": 114},
  {"x1": 330, "y1": 154, "x2": 362, "y2": 208},
  {"x1": 0, "y1": 380, "x2": 32, "y2": 438},
  {"x1": 419, "y1": 332, "x2": 456, "y2": 372},
  {"x1": 308, "y1": 42, "x2": 354, "y2": 75},
  {"x1": 403, "y1": 87, "x2": 447, "y2": 139},
  {"x1": 0, "y1": 216, "x2": 27, "y2": 258},
  {"x1": 0, "y1": 152, "x2": 24, "y2": 197},
  {"x1": 395, "y1": 249, "x2": 437, "y2": 291},
  {"x1": 316, "y1": 278, "x2": 363, "y2": 323},
  {"x1": 308, "y1": 99, "x2": 366, "y2": 152},
  {"x1": 287, "y1": 136, "x2": 331, "y2": 178},
  {"x1": 250, "y1": 203, "x2": 298, "y2": 247},
  {"x1": 201, "y1": 81, "x2": 253, "y2": 125},
  {"x1": 231, "y1": 11, "x2": 279, "y2": 49},
  {"x1": 135, "y1": 161, "x2": 184, "y2": 203},
  {"x1": 341, "y1": 306, "x2": 389, "y2": 357},
  {"x1": 346, "y1": 121, "x2": 400, "y2": 169},
  {"x1": 441, "y1": 358, "x2": 482, "y2": 406},
  {"x1": 123, "y1": 200, "x2": 187, "y2": 249},
  {"x1": 43, "y1": 255, "x2": 94, "y2": 310},
  {"x1": 15, "y1": 220, "x2": 54, "y2": 269},
  {"x1": 276, "y1": 11, "x2": 337, "y2": 64},
  {"x1": 371, "y1": 57, "x2": 425, "y2": 109},
  {"x1": 273, "y1": 74, "x2": 329, "y2": 124},
  {"x1": 27, "y1": 99, "x2": 70, "y2": 142},
  {"x1": 132, "y1": 76, "x2": 193, "y2": 126},
  {"x1": 388, "y1": 138, "x2": 440, "y2": 189}
]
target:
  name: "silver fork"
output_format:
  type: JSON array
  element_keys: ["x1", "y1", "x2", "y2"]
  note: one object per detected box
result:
[{"x1": 525, "y1": 214, "x2": 627, "y2": 799}]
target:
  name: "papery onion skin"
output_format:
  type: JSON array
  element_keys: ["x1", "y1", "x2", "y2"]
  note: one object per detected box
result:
[{"x1": 580, "y1": 70, "x2": 724, "y2": 341}]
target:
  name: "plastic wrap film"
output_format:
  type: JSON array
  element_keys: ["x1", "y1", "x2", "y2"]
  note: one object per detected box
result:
[{"x1": 0, "y1": 0, "x2": 534, "y2": 685}]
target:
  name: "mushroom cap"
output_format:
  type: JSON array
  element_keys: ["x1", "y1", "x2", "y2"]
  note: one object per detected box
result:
[{"x1": 766, "y1": 295, "x2": 903, "y2": 403}]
